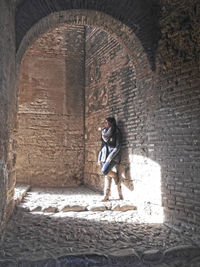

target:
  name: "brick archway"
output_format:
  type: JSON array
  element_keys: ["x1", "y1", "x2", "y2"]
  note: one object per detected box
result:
[
  {"x1": 16, "y1": 9, "x2": 151, "y2": 75},
  {"x1": 15, "y1": 0, "x2": 161, "y2": 70},
  {"x1": 15, "y1": 8, "x2": 160, "y2": 197},
  {"x1": 15, "y1": 10, "x2": 156, "y2": 189}
]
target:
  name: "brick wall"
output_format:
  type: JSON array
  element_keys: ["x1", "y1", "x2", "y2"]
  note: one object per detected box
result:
[
  {"x1": 16, "y1": 25, "x2": 85, "y2": 187},
  {"x1": 84, "y1": 4, "x2": 200, "y2": 230},
  {"x1": 84, "y1": 27, "x2": 138, "y2": 196},
  {"x1": 15, "y1": 0, "x2": 161, "y2": 70},
  {"x1": 155, "y1": 0, "x2": 200, "y2": 227}
]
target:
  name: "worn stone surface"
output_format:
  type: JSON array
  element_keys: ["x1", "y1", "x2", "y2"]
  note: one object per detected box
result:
[
  {"x1": 16, "y1": 186, "x2": 138, "y2": 214},
  {"x1": 87, "y1": 204, "x2": 107, "y2": 212},
  {"x1": 112, "y1": 204, "x2": 137, "y2": 212},
  {"x1": 0, "y1": 185, "x2": 200, "y2": 266},
  {"x1": 0, "y1": 0, "x2": 16, "y2": 232},
  {"x1": 142, "y1": 249, "x2": 162, "y2": 262},
  {"x1": 42, "y1": 206, "x2": 58, "y2": 213},
  {"x1": 61, "y1": 205, "x2": 86, "y2": 212},
  {"x1": 0, "y1": 163, "x2": 8, "y2": 231}
]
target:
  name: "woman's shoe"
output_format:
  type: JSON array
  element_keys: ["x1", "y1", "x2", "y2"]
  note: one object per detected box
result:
[
  {"x1": 119, "y1": 195, "x2": 123, "y2": 200},
  {"x1": 101, "y1": 196, "x2": 109, "y2": 201}
]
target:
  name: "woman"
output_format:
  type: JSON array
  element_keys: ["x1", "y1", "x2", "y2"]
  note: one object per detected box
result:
[{"x1": 98, "y1": 117, "x2": 123, "y2": 201}]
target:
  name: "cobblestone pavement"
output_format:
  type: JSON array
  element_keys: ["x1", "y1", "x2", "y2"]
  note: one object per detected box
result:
[{"x1": 0, "y1": 185, "x2": 200, "y2": 266}]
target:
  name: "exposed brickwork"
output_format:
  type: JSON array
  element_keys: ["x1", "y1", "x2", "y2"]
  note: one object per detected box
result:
[
  {"x1": 16, "y1": 10, "x2": 149, "y2": 76},
  {"x1": 16, "y1": 25, "x2": 85, "y2": 187},
  {"x1": 83, "y1": 0, "x2": 200, "y2": 229},
  {"x1": 154, "y1": 0, "x2": 200, "y2": 228},
  {"x1": 84, "y1": 27, "x2": 137, "y2": 193},
  {"x1": 15, "y1": 0, "x2": 161, "y2": 69}
]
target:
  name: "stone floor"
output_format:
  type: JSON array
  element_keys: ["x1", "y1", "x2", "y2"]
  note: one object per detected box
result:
[{"x1": 0, "y1": 185, "x2": 200, "y2": 266}]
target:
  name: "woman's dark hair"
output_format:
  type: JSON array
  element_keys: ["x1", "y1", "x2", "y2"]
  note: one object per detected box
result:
[
  {"x1": 106, "y1": 117, "x2": 116, "y2": 128},
  {"x1": 106, "y1": 117, "x2": 118, "y2": 135},
  {"x1": 105, "y1": 117, "x2": 122, "y2": 141}
]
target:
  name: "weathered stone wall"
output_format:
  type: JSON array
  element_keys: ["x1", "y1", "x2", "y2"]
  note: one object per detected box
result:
[
  {"x1": 0, "y1": 0, "x2": 16, "y2": 231},
  {"x1": 16, "y1": 25, "x2": 85, "y2": 187}
]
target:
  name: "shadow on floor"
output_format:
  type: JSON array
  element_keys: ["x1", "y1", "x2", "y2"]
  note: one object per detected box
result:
[{"x1": 1, "y1": 185, "x2": 200, "y2": 266}]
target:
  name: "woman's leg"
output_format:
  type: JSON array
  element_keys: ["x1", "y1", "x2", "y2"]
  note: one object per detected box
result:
[
  {"x1": 108, "y1": 170, "x2": 123, "y2": 200},
  {"x1": 102, "y1": 176, "x2": 112, "y2": 201},
  {"x1": 101, "y1": 162, "x2": 123, "y2": 200},
  {"x1": 101, "y1": 161, "x2": 115, "y2": 201},
  {"x1": 101, "y1": 161, "x2": 115, "y2": 176},
  {"x1": 117, "y1": 181, "x2": 123, "y2": 200}
]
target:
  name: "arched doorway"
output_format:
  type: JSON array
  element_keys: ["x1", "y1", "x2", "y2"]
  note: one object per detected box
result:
[{"x1": 15, "y1": 10, "x2": 161, "y2": 212}]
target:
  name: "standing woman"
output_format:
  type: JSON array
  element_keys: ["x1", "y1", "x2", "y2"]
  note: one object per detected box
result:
[{"x1": 98, "y1": 117, "x2": 123, "y2": 201}]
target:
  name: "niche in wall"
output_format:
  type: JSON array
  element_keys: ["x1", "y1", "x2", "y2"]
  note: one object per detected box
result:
[{"x1": 16, "y1": 25, "x2": 85, "y2": 187}]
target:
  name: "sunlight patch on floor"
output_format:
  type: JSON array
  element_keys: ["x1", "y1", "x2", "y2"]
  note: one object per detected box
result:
[{"x1": 15, "y1": 184, "x2": 164, "y2": 224}]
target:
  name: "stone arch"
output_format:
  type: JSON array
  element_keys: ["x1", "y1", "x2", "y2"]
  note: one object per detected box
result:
[
  {"x1": 16, "y1": 9, "x2": 151, "y2": 75},
  {"x1": 15, "y1": 0, "x2": 161, "y2": 70},
  {"x1": 15, "y1": 8, "x2": 160, "y2": 190},
  {"x1": 14, "y1": 10, "x2": 152, "y2": 191},
  {"x1": 14, "y1": 8, "x2": 162, "y2": 209}
]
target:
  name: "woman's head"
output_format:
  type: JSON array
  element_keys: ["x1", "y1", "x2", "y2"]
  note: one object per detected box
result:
[{"x1": 105, "y1": 117, "x2": 116, "y2": 129}]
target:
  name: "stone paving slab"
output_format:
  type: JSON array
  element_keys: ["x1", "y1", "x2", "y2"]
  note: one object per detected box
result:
[{"x1": 0, "y1": 186, "x2": 199, "y2": 266}]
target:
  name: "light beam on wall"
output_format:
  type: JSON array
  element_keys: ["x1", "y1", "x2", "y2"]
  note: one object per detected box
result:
[{"x1": 128, "y1": 154, "x2": 164, "y2": 223}]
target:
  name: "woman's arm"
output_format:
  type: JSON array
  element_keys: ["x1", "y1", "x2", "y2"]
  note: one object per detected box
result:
[{"x1": 106, "y1": 130, "x2": 121, "y2": 162}]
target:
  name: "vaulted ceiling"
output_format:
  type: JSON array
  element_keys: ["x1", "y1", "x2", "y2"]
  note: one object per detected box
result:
[{"x1": 15, "y1": 0, "x2": 161, "y2": 70}]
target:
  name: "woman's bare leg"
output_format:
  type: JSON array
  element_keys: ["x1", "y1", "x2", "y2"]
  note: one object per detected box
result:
[
  {"x1": 102, "y1": 176, "x2": 112, "y2": 201},
  {"x1": 107, "y1": 170, "x2": 123, "y2": 200}
]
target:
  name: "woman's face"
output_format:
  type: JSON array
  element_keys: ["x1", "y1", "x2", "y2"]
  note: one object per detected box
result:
[{"x1": 105, "y1": 120, "x2": 111, "y2": 129}]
